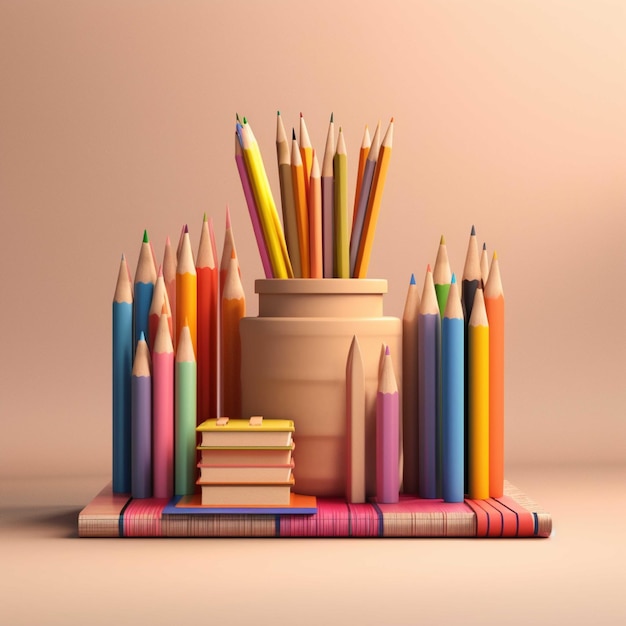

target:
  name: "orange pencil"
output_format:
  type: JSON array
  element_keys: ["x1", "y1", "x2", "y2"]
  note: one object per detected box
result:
[
  {"x1": 291, "y1": 129, "x2": 310, "y2": 278},
  {"x1": 308, "y1": 151, "x2": 323, "y2": 278},
  {"x1": 176, "y1": 224, "x2": 197, "y2": 358},
  {"x1": 485, "y1": 251, "x2": 504, "y2": 498},
  {"x1": 299, "y1": 112, "x2": 314, "y2": 197},
  {"x1": 197, "y1": 214, "x2": 218, "y2": 424},
  {"x1": 221, "y1": 255, "x2": 245, "y2": 418}
]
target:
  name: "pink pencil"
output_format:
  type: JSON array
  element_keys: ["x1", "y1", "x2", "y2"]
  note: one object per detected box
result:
[
  {"x1": 162, "y1": 236, "x2": 177, "y2": 344},
  {"x1": 152, "y1": 312, "x2": 174, "y2": 499},
  {"x1": 376, "y1": 345, "x2": 400, "y2": 504},
  {"x1": 235, "y1": 133, "x2": 272, "y2": 278}
]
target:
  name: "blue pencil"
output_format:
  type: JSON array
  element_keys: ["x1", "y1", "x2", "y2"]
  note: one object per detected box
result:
[
  {"x1": 418, "y1": 265, "x2": 440, "y2": 499},
  {"x1": 131, "y1": 333, "x2": 152, "y2": 499},
  {"x1": 442, "y1": 274, "x2": 465, "y2": 502},
  {"x1": 133, "y1": 230, "x2": 156, "y2": 352},
  {"x1": 112, "y1": 254, "x2": 133, "y2": 493}
]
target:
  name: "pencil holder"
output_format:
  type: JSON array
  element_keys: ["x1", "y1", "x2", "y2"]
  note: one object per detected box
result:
[{"x1": 240, "y1": 279, "x2": 402, "y2": 498}]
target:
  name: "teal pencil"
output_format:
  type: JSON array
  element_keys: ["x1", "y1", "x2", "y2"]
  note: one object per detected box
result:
[
  {"x1": 175, "y1": 323, "x2": 197, "y2": 496},
  {"x1": 113, "y1": 254, "x2": 133, "y2": 493}
]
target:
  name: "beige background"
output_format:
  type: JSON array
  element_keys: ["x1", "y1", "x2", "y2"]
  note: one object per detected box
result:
[{"x1": 1, "y1": 1, "x2": 625, "y2": 624}]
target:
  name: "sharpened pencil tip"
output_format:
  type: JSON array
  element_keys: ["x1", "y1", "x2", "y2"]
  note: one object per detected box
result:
[
  {"x1": 143, "y1": 229, "x2": 149, "y2": 243},
  {"x1": 385, "y1": 345, "x2": 390, "y2": 356},
  {"x1": 390, "y1": 117, "x2": 394, "y2": 123},
  {"x1": 451, "y1": 273, "x2": 457, "y2": 284},
  {"x1": 236, "y1": 112, "x2": 240, "y2": 122},
  {"x1": 471, "y1": 225, "x2": 476, "y2": 236},
  {"x1": 226, "y1": 205, "x2": 231, "y2": 228},
  {"x1": 300, "y1": 111, "x2": 303, "y2": 118},
  {"x1": 483, "y1": 242, "x2": 487, "y2": 250},
  {"x1": 292, "y1": 128, "x2": 296, "y2": 140},
  {"x1": 493, "y1": 250, "x2": 498, "y2": 260},
  {"x1": 410, "y1": 273, "x2": 416, "y2": 285},
  {"x1": 165, "y1": 235, "x2": 170, "y2": 245},
  {"x1": 157, "y1": 264, "x2": 163, "y2": 277},
  {"x1": 440, "y1": 234, "x2": 445, "y2": 245},
  {"x1": 184, "y1": 224, "x2": 189, "y2": 234},
  {"x1": 427, "y1": 263, "x2": 432, "y2": 272},
  {"x1": 203, "y1": 212, "x2": 207, "y2": 222},
  {"x1": 330, "y1": 112, "x2": 334, "y2": 123},
  {"x1": 139, "y1": 331, "x2": 146, "y2": 341},
  {"x1": 277, "y1": 110, "x2": 280, "y2": 116},
  {"x1": 243, "y1": 116, "x2": 248, "y2": 124}
]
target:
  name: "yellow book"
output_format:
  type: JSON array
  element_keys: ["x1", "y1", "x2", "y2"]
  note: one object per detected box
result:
[{"x1": 197, "y1": 417, "x2": 294, "y2": 447}]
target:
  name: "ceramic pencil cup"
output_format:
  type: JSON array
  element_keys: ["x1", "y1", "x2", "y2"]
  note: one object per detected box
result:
[{"x1": 240, "y1": 279, "x2": 402, "y2": 498}]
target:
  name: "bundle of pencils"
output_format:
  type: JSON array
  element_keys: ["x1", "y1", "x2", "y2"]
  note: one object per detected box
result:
[
  {"x1": 234, "y1": 113, "x2": 394, "y2": 279},
  {"x1": 112, "y1": 219, "x2": 246, "y2": 500},
  {"x1": 401, "y1": 226, "x2": 505, "y2": 503}
]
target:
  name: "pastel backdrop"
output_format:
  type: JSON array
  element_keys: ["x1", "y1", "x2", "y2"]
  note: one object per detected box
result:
[{"x1": 0, "y1": 0, "x2": 624, "y2": 480}]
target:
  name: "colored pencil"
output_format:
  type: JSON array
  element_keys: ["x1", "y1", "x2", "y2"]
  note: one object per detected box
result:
[
  {"x1": 354, "y1": 118, "x2": 394, "y2": 278},
  {"x1": 321, "y1": 113, "x2": 335, "y2": 278},
  {"x1": 239, "y1": 119, "x2": 293, "y2": 279},
  {"x1": 402, "y1": 273, "x2": 420, "y2": 495},
  {"x1": 346, "y1": 335, "x2": 366, "y2": 504},
  {"x1": 276, "y1": 111, "x2": 300, "y2": 278},
  {"x1": 112, "y1": 254, "x2": 133, "y2": 494},
  {"x1": 433, "y1": 235, "x2": 452, "y2": 318},
  {"x1": 376, "y1": 346, "x2": 400, "y2": 504},
  {"x1": 442, "y1": 274, "x2": 464, "y2": 503},
  {"x1": 484, "y1": 251, "x2": 504, "y2": 498},
  {"x1": 221, "y1": 255, "x2": 245, "y2": 418},
  {"x1": 350, "y1": 121, "x2": 380, "y2": 277},
  {"x1": 480, "y1": 242, "x2": 490, "y2": 286},
  {"x1": 468, "y1": 287, "x2": 489, "y2": 500},
  {"x1": 235, "y1": 133, "x2": 273, "y2": 278},
  {"x1": 176, "y1": 323, "x2": 197, "y2": 496},
  {"x1": 131, "y1": 333, "x2": 152, "y2": 498},
  {"x1": 418, "y1": 265, "x2": 440, "y2": 499},
  {"x1": 176, "y1": 225, "x2": 197, "y2": 358},
  {"x1": 133, "y1": 230, "x2": 156, "y2": 351},
  {"x1": 162, "y1": 236, "x2": 177, "y2": 343},
  {"x1": 353, "y1": 124, "x2": 371, "y2": 222},
  {"x1": 148, "y1": 266, "x2": 172, "y2": 349},
  {"x1": 152, "y1": 312, "x2": 174, "y2": 499},
  {"x1": 333, "y1": 127, "x2": 349, "y2": 277},
  {"x1": 291, "y1": 129, "x2": 310, "y2": 278},
  {"x1": 462, "y1": 225, "x2": 481, "y2": 490},
  {"x1": 220, "y1": 206, "x2": 238, "y2": 299},
  {"x1": 308, "y1": 151, "x2": 323, "y2": 278},
  {"x1": 196, "y1": 214, "x2": 218, "y2": 424},
  {"x1": 299, "y1": 112, "x2": 313, "y2": 197},
  {"x1": 208, "y1": 218, "x2": 219, "y2": 421}
]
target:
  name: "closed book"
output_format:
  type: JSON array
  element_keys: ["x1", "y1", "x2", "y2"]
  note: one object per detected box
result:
[
  {"x1": 198, "y1": 443, "x2": 294, "y2": 466},
  {"x1": 197, "y1": 418, "x2": 294, "y2": 447},
  {"x1": 197, "y1": 461, "x2": 294, "y2": 483},
  {"x1": 199, "y1": 479, "x2": 295, "y2": 506}
]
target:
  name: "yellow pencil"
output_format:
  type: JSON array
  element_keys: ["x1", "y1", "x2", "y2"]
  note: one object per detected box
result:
[
  {"x1": 333, "y1": 127, "x2": 349, "y2": 278},
  {"x1": 468, "y1": 287, "x2": 489, "y2": 500},
  {"x1": 354, "y1": 118, "x2": 394, "y2": 278}
]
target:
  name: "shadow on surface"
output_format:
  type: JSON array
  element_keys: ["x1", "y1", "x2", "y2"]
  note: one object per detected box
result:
[{"x1": 1, "y1": 506, "x2": 82, "y2": 539}]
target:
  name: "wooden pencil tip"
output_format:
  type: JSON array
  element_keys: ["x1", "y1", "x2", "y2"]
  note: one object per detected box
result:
[
  {"x1": 451, "y1": 273, "x2": 457, "y2": 284},
  {"x1": 330, "y1": 112, "x2": 334, "y2": 123},
  {"x1": 300, "y1": 111, "x2": 303, "y2": 118},
  {"x1": 243, "y1": 116, "x2": 248, "y2": 124},
  {"x1": 277, "y1": 110, "x2": 280, "y2": 116},
  {"x1": 385, "y1": 345, "x2": 390, "y2": 356},
  {"x1": 165, "y1": 235, "x2": 171, "y2": 245},
  {"x1": 410, "y1": 273, "x2": 416, "y2": 285},
  {"x1": 236, "y1": 112, "x2": 240, "y2": 122},
  {"x1": 157, "y1": 264, "x2": 163, "y2": 277},
  {"x1": 471, "y1": 225, "x2": 476, "y2": 236},
  {"x1": 139, "y1": 331, "x2": 146, "y2": 341},
  {"x1": 292, "y1": 128, "x2": 296, "y2": 140},
  {"x1": 493, "y1": 250, "x2": 498, "y2": 260},
  {"x1": 121, "y1": 252, "x2": 125, "y2": 261},
  {"x1": 184, "y1": 224, "x2": 189, "y2": 234},
  {"x1": 203, "y1": 212, "x2": 207, "y2": 222},
  {"x1": 427, "y1": 263, "x2": 432, "y2": 272},
  {"x1": 483, "y1": 242, "x2": 487, "y2": 250},
  {"x1": 440, "y1": 234, "x2": 446, "y2": 245},
  {"x1": 143, "y1": 229, "x2": 149, "y2": 243},
  {"x1": 390, "y1": 117, "x2": 394, "y2": 123}
]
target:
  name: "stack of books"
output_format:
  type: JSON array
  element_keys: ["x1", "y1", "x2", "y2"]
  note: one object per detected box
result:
[{"x1": 196, "y1": 416, "x2": 295, "y2": 506}]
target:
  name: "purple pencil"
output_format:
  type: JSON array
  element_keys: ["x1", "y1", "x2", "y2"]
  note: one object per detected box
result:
[
  {"x1": 321, "y1": 113, "x2": 335, "y2": 278},
  {"x1": 376, "y1": 346, "x2": 400, "y2": 504},
  {"x1": 235, "y1": 130, "x2": 273, "y2": 278},
  {"x1": 418, "y1": 265, "x2": 441, "y2": 499},
  {"x1": 131, "y1": 333, "x2": 152, "y2": 499}
]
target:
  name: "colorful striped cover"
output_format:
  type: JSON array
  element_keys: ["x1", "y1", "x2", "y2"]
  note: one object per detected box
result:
[{"x1": 78, "y1": 481, "x2": 551, "y2": 538}]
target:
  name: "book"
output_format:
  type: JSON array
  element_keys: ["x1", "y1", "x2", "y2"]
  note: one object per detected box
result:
[
  {"x1": 78, "y1": 480, "x2": 552, "y2": 538},
  {"x1": 198, "y1": 443, "x2": 294, "y2": 466},
  {"x1": 197, "y1": 417, "x2": 294, "y2": 447},
  {"x1": 198, "y1": 478, "x2": 295, "y2": 506},
  {"x1": 197, "y1": 461, "x2": 294, "y2": 483}
]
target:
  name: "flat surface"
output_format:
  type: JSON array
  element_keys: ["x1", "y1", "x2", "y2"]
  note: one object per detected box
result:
[{"x1": 1, "y1": 465, "x2": 624, "y2": 625}]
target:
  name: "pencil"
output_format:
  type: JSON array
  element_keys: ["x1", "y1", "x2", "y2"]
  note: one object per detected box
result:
[
  {"x1": 353, "y1": 124, "x2": 371, "y2": 222},
  {"x1": 350, "y1": 121, "x2": 380, "y2": 277},
  {"x1": 152, "y1": 312, "x2": 174, "y2": 499},
  {"x1": 133, "y1": 230, "x2": 156, "y2": 351},
  {"x1": 321, "y1": 113, "x2": 335, "y2": 278},
  {"x1": 176, "y1": 224, "x2": 197, "y2": 358},
  {"x1": 433, "y1": 235, "x2": 452, "y2": 317},
  {"x1": 162, "y1": 236, "x2": 177, "y2": 344},
  {"x1": 346, "y1": 335, "x2": 366, "y2": 503},
  {"x1": 235, "y1": 133, "x2": 273, "y2": 278},
  {"x1": 299, "y1": 112, "x2": 314, "y2": 198},
  {"x1": 131, "y1": 332, "x2": 152, "y2": 498},
  {"x1": 221, "y1": 255, "x2": 245, "y2": 418},
  {"x1": 196, "y1": 214, "x2": 218, "y2": 424},
  {"x1": 291, "y1": 129, "x2": 310, "y2": 277},
  {"x1": 484, "y1": 251, "x2": 504, "y2": 498},
  {"x1": 418, "y1": 265, "x2": 440, "y2": 499},
  {"x1": 113, "y1": 254, "x2": 133, "y2": 494},
  {"x1": 276, "y1": 112, "x2": 300, "y2": 278},
  {"x1": 175, "y1": 322, "x2": 197, "y2": 496},
  {"x1": 468, "y1": 287, "x2": 489, "y2": 500},
  {"x1": 480, "y1": 242, "x2": 490, "y2": 285},
  {"x1": 462, "y1": 225, "x2": 481, "y2": 490},
  {"x1": 376, "y1": 345, "x2": 400, "y2": 504},
  {"x1": 220, "y1": 206, "x2": 238, "y2": 300},
  {"x1": 148, "y1": 266, "x2": 172, "y2": 349},
  {"x1": 308, "y1": 151, "x2": 323, "y2": 278},
  {"x1": 402, "y1": 273, "x2": 420, "y2": 495},
  {"x1": 354, "y1": 118, "x2": 394, "y2": 278},
  {"x1": 208, "y1": 218, "x2": 219, "y2": 421},
  {"x1": 442, "y1": 274, "x2": 464, "y2": 502},
  {"x1": 333, "y1": 127, "x2": 349, "y2": 278}
]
